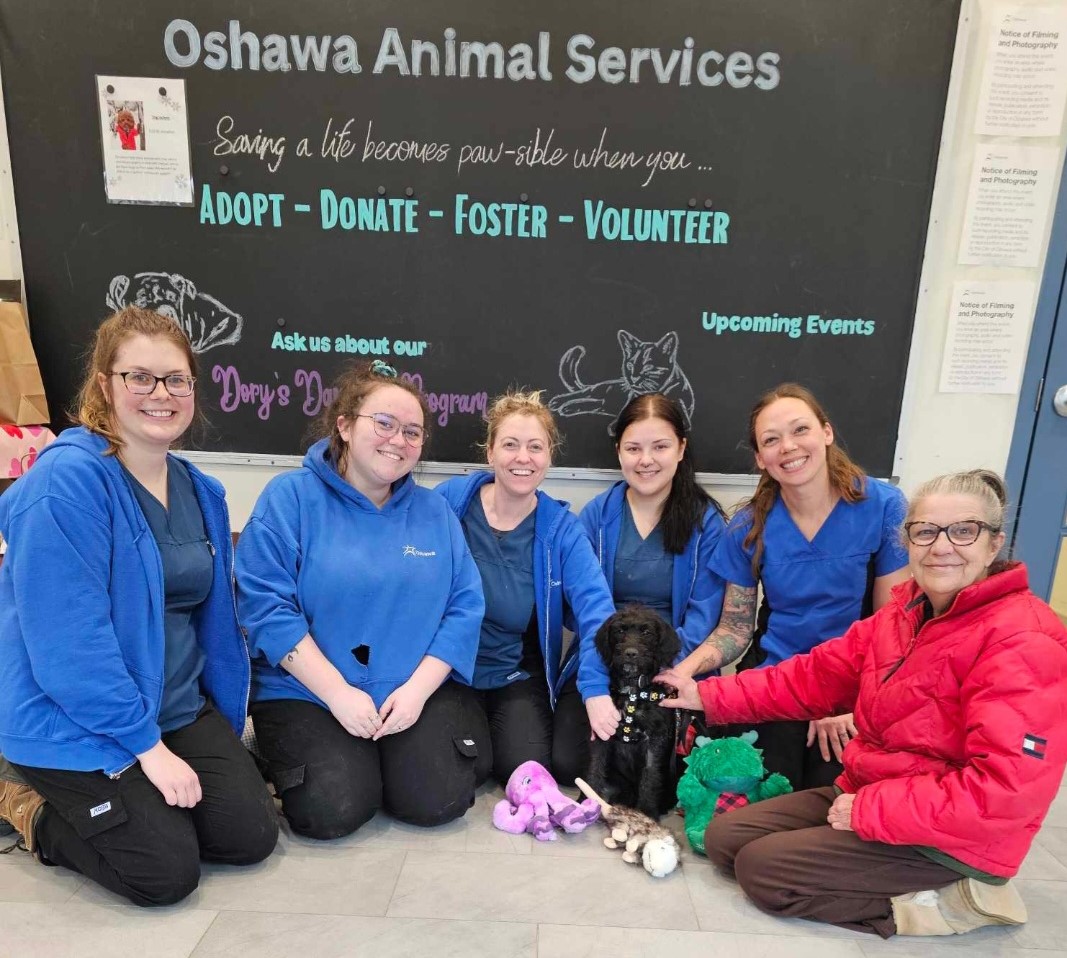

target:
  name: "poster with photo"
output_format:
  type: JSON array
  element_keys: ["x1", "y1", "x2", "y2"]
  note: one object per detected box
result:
[{"x1": 96, "y1": 75, "x2": 193, "y2": 205}]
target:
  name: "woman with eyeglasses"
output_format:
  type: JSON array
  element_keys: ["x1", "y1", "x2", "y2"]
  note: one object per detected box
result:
[
  {"x1": 668, "y1": 383, "x2": 910, "y2": 789},
  {"x1": 0, "y1": 308, "x2": 278, "y2": 906},
  {"x1": 436, "y1": 390, "x2": 616, "y2": 787},
  {"x1": 659, "y1": 469, "x2": 1067, "y2": 938},
  {"x1": 235, "y1": 361, "x2": 484, "y2": 839}
]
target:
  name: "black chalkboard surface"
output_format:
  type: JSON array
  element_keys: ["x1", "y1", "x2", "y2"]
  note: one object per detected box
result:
[{"x1": 0, "y1": 0, "x2": 960, "y2": 473}]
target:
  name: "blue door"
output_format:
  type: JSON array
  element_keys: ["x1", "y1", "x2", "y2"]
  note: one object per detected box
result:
[{"x1": 1012, "y1": 169, "x2": 1067, "y2": 623}]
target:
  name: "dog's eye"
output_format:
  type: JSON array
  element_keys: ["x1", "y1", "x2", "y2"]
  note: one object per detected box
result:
[{"x1": 640, "y1": 626, "x2": 651, "y2": 636}]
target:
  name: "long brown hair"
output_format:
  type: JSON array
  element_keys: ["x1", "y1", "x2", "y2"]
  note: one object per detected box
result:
[
  {"x1": 75, "y1": 307, "x2": 199, "y2": 455},
  {"x1": 741, "y1": 383, "x2": 866, "y2": 576}
]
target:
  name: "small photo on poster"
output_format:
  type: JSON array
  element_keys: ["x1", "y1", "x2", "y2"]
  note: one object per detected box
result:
[
  {"x1": 96, "y1": 75, "x2": 193, "y2": 206},
  {"x1": 106, "y1": 100, "x2": 145, "y2": 151}
]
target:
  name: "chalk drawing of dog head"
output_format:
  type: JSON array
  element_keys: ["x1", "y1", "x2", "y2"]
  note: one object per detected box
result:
[{"x1": 106, "y1": 272, "x2": 243, "y2": 354}]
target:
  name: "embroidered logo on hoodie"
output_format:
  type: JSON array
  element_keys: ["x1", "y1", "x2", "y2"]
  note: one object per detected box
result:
[{"x1": 403, "y1": 545, "x2": 437, "y2": 557}]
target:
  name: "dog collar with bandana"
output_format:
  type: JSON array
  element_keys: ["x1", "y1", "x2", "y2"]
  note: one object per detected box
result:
[{"x1": 615, "y1": 684, "x2": 668, "y2": 743}]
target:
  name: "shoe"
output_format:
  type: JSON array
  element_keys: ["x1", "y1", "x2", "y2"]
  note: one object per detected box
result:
[
  {"x1": 0, "y1": 781, "x2": 46, "y2": 856},
  {"x1": 892, "y1": 879, "x2": 1027, "y2": 936}
]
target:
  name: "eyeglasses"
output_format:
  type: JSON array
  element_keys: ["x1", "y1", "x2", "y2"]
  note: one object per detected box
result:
[
  {"x1": 904, "y1": 520, "x2": 999, "y2": 547},
  {"x1": 112, "y1": 371, "x2": 196, "y2": 397},
  {"x1": 355, "y1": 412, "x2": 425, "y2": 446}
]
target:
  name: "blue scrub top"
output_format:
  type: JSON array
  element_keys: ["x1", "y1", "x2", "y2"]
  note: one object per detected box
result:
[
  {"x1": 125, "y1": 459, "x2": 211, "y2": 732},
  {"x1": 710, "y1": 477, "x2": 907, "y2": 666},
  {"x1": 612, "y1": 502, "x2": 673, "y2": 622},
  {"x1": 461, "y1": 492, "x2": 537, "y2": 689}
]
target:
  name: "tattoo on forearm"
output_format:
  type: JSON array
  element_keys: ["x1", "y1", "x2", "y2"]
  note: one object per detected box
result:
[
  {"x1": 696, "y1": 585, "x2": 757, "y2": 672},
  {"x1": 286, "y1": 647, "x2": 300, "y2": 664}
]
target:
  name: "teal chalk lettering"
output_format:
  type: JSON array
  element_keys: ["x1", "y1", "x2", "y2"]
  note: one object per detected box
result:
[
  {"x1": 200, "y1": 185, "x2": 284, "y2": 227},
  {"x1": 335, "y1": 335, "x2": 391, "y2": 355},
  {"x1": 584, "y1": 201, "x2": 726, "y2": 244},
  {"x1": 320, "y1": 190, "x2": 418, "y2": 232},
  {"x1": 454, "y1": 194, "x2": 547, "y2": 238},
  {"x1": 393, "y1": 339, "x2": 427, "y2": 356},
  {"x1": 271, "y1": 331, "x2": 308, "y2": 351},
  {"x1": 703, "y1": 311, "x2": 802, "y2": 338}
]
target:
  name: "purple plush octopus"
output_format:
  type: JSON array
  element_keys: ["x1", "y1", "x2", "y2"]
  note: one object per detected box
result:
[{"x1": 492, "y1": 761, "x2": 601, "y2": 842}]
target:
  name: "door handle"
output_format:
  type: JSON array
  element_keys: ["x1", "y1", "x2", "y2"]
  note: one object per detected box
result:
[{"x1": 1055, "y1": 384, "x2": 1067, "y2": 418}]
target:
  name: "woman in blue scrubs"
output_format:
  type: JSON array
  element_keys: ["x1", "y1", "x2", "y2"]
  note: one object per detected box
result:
[
  {"x1": 437, "y1": 390, "x2": 617, "y2": 787},
  {"x1": 579, "y1": 393, "x2": 727, "y2": 665},
  {"x1": 670, "y1": 383, "x2": 910, "y2": 789}
]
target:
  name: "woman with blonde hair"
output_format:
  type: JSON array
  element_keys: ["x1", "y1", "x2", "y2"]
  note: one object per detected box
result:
[
  {"x1": 671, "y1": 383, "x2": 910, "y2": 788},
  {"x1": 437, "y1": 390, "x2": 616, "y2": 786},
  {"x1": 0, "y1": 307, "x2": 277, "y2": 905}
]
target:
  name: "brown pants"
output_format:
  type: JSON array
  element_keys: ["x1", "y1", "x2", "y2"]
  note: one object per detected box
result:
[{"x1": 705, "y1": 786, "x2": 961, "y2": 938}]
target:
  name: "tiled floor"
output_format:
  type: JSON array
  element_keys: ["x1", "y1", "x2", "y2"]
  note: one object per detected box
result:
[{"x1": 2, "y1": 784, "x2": 1066, "y2": 958}]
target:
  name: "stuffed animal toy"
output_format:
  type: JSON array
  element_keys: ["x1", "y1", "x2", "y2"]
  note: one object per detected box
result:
[
  {"x1": 492, "y1": 761, "x2": 600, "y2": 842},
  {"x1": 676, "y1": 731, "x2": 793, "y2": 855},
  {"x1": 575, "y1": 777, "x2": 680, "y2": 878}
]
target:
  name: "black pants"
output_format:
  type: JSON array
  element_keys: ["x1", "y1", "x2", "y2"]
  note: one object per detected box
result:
[
  {"x1": 713, "y1": 719, "x2": 842, "y2": 792},
  {"x1": 13, "y1": 704, "x2": 279, "y2": 907},
  {"x1": 251, "y1": 680, "x2": 479, "y2": 840},
  {"x1": 463, "y1": 674, "x2": 590, "y2": 788}
]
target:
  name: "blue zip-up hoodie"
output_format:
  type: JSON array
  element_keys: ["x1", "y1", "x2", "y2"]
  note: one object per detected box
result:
[
  {"x1": 0, "y1": 427, "x2": 248, "y2": 776},
  {"x1": 578, "y1": 480, "x2": 727, "y2": 661},
  {"x1": 236, "y1": 440, "x2": 483, "y2": 709},
  {"x1": 436, "y1": 472, "x2": 616, "y2": 704}
]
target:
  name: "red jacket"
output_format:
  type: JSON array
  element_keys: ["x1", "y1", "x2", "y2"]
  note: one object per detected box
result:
[{"x1": 699, "y1": 564, "x2": 1067, "y2": 877}]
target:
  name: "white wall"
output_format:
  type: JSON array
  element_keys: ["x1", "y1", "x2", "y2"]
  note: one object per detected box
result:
[{"x1": 1, "y1": 0, "x2": 1064, "y2": 528}]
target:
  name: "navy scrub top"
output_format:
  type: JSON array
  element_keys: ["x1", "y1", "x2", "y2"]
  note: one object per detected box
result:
[
  {"x1": 126, "y1": 459, "x2": 212, "y2": 732},
  {"x1": 461, "y1": 492, "x2": 538, "y2": 690},
  {"x1": 611, "y1": 500, "x2": 674, "y2": 622}
]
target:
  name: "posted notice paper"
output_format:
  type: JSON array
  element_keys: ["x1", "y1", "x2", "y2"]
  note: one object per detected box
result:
[
  {"x1": 939, "y1": 281, "x2": 1036, "y2": 394},
  {"x1": 976, "y1": 5, "x2": 1067, "y2": 137},
  {"x1": 97, "y1": 75, "x2": 193, "y2": 205},
  {"x1": 959, "y1": 144, "x2": 1058, "y2": 267}
]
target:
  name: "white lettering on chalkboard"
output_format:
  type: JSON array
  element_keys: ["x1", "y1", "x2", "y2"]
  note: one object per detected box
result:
[{"x1": 163, "y1": 20, "x2": 779, "y2": 89}]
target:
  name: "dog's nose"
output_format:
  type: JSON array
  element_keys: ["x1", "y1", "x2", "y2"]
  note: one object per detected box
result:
[{"x1": 622, "y1": 647, "x2": 639, "y2": 659}]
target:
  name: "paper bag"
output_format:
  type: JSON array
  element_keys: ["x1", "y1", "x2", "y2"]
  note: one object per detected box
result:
[{"x1": 0, "y1": 301, "x2": 50, "y2": 425}]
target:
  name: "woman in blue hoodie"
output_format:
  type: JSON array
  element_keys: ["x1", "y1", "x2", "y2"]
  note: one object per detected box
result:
[
  {"x1": 437, "y1": 390, "x2": 617, "y2": 787},
  {"x1": 0, "y1": 308, "x2": 277, "y2": 906},
  {"x1": 579, "y1": 394, "x2": 727, "y2": 669},
  {"x1": 236, "y1": 361, "x2": 484, "y2": 840}
]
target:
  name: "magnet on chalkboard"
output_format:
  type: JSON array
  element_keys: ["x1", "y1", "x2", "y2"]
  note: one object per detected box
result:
[
  {"x1": 377, "y1": 186, "x2": 386, "y2": 196},
  {"x1": 520, "y1": 192, "x2": 529, "y2": 203},
  {"x1": 277, "y1": 317, "x2": 286, "y2": 327},
  {"x1": 687, "y1": 198, "x2": 696, "y2": 208},
  {"x1": 219, "y1": 165, "x2": 229, "y2": 176},
  {"x1": 405, "y1": 187, "x2": 414, "y2": 197},
  {"x1": 704, "y1": 199, "x2": 713, "y2": 209}
]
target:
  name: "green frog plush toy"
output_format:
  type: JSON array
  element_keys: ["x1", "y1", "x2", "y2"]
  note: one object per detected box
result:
[{"x1": 676, "y1": 731, "x2": 793, "y2": 854}]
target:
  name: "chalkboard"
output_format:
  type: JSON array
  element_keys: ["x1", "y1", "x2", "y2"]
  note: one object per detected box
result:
[{"x1": 0, "y1": 0, "x2": 961, "y2": 474}]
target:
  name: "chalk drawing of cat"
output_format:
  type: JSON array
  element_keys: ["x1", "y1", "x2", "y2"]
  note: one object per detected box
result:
[{"x1": 548, "y1": 330, "x2": 695, "y2": 425}]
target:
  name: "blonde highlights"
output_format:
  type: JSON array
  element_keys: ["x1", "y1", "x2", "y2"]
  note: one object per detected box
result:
[{"x1": 482, "y1": 389, "x2": 562, "y2": 459}]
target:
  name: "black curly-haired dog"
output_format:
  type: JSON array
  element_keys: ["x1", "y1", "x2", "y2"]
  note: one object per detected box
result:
[{"x1": 585, "y1": 605, "x2": 681, "y2": 819}]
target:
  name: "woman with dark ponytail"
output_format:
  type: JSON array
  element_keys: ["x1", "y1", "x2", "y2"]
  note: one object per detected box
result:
[
  {"x1": 579, "y1": 394, "x2": 727, "y2": 663},
  {"x1": 668, "y1": 384, "x2": 910, "y2": 790}
]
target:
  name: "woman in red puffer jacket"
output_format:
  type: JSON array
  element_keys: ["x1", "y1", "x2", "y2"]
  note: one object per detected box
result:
[{"x1": 660, "y1": 469, "x2": 1067, "y2": 939}]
